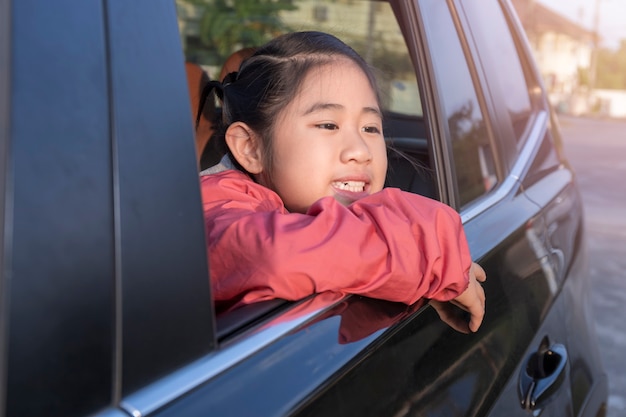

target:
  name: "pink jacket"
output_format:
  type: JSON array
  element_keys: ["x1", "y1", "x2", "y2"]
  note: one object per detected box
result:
[{"x1": 201, "y1": 169, "x2": 472, "y2": 313}]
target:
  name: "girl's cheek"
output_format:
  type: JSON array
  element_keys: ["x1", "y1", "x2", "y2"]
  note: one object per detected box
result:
[
  {"x1": 378, "y1": 148, "x2": 389, "y2": 177},
  {"x1": 377, "y1": 164, "x2": 388, "y2": 193}
]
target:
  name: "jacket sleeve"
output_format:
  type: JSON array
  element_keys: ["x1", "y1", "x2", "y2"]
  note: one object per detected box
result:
[{"x1": 201, "y1": 170, "x2": 471, "y2": 312}]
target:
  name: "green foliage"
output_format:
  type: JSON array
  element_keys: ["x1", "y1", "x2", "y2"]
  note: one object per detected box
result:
[
  {"x1": 180, "y1": 0, "x2": 296, "y2": 62},
  {"x1": 596, "y1": 40, "x2": 626, "y2": 90}
]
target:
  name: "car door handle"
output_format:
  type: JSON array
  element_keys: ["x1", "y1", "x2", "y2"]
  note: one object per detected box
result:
[{"x1": 518, "y1": 342, "x2": 568, "y2": 411}]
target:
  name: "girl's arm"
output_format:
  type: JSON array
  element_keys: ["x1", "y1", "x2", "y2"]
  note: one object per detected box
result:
[{"x1": 202, "y1": 170, "x2": 471, "y2": 312}]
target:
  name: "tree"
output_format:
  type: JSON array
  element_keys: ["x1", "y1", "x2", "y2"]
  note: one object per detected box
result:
[
  {"x1": 595, "y1": 40, "x2": 626, "y2": 90},
  {"x1": 180, "y1": 0, "x2": 296, "y2": 62}
]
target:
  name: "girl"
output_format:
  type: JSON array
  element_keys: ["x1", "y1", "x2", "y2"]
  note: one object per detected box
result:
[{"x1": 200, "y1": 31, "x2": 486, "y2": 331}]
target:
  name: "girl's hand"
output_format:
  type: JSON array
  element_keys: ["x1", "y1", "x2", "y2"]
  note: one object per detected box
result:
[
  {"x1": 430, "y1": 263, "x2": 487, "y2": 333},
  {"x1": 448, "y1": 262, "x2": 487, "y2": 332}
]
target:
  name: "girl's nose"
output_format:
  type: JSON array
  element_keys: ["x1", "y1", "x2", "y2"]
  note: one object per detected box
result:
[{"x1": 340, "y1": 129, "x2": 373, "y2": 164}]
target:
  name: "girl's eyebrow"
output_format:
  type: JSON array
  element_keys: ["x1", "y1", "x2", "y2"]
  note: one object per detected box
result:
[
  {"x1": 302, "y1": 102, "x2": 343, "y2": 115},
  {"x1": 363, "y1": 106, "x2": 383, "y2": 119},
  {"x1": 302, "y1": 102, "x2": 382, "y2": 118}
]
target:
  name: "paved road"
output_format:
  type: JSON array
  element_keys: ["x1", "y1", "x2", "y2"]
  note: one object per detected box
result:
[{"x1": 557, "y1": 115, "x2": 626, "y2": 417}]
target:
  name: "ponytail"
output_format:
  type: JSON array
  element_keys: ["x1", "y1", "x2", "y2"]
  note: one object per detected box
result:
[{"x1": 195, "y1": 79, "x2": 223, "y2": 130}]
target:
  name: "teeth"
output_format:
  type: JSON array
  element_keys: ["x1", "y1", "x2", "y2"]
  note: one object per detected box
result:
[{"x1": 333, "y1": 181, "x2": 365, "y2": 192}]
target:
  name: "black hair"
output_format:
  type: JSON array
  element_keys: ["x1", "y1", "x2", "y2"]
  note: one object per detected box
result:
[{"x1": 201, "y1": 31, "x2": 382, "y2": 179}]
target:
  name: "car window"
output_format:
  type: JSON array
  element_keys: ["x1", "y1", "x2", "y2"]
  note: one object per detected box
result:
[
  {"x1": 175, "y1": 0, "x2": 434, "y2": 325},
  {"x1": 177, "y1": 0, "x2": 434, "y2": 196},
  {"x1": 460, "y1": 0, "x2": 542, "y2": 148},
  {"x1": 418, "y1": 0, "x2": 497, "y2": 207}
]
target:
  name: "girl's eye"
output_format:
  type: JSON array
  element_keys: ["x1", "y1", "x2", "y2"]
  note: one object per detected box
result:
[
  {"x1": 316, "y1": 123, "x2": 339, "y2": 130},
  {"x1": 363, "y1": 126, "x2": 381, "y2": 134}
]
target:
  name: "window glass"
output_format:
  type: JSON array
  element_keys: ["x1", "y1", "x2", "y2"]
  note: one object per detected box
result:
[
  {"x1": 419, "y1": 0, "x2": 497, "y2": 206},
  {"x1": 460, "y1": 1, "x2": 536, "y2": 144},
  {"x1": 175, "y1": 0, "x2": 421, "y2": 117}
]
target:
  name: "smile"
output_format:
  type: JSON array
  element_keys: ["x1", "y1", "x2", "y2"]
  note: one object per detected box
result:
[{"x1": 332, "y1": 180, "x2": 366, "y2": 193}]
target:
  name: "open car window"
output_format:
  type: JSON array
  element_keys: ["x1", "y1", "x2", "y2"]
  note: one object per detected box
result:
[{"x1": 176, "y1": 0, "x2": 439, "y2": 331}]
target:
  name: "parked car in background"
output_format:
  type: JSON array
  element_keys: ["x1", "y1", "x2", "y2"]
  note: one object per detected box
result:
[{"x1": 0, "y1": 0, "x2": 607, "y2": 416}]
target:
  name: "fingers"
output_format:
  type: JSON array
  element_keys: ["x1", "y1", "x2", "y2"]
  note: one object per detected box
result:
[
  {"x1": 450, "y1": 275, "x2": 486, "y2": 332},
  {"x1": 467, "y1": 263, "x2": 486, "y2": 331},
  {"x1": 468, "y1": 293, "x2": 485, "y2": 332},
  {"x1": 471, "y1": 262, "x2": 487, "y2": 283},
  {"x1": 470, "y1": 278, "x2": 486, "y2": 332},
  {"x1": 434, "y1": 263, "x2": 487, "y2": 333}
]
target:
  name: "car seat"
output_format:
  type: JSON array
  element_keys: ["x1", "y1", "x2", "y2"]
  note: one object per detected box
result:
[{"x1": 185, "y1": 62, "x2": 216, "y2": 167}]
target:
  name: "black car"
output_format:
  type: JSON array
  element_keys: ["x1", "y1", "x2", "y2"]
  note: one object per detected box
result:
[{"x1": 0, "y1": 0, "x2": 608, "y2": 416}]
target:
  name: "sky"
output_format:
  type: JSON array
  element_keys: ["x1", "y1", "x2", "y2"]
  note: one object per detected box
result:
[{"x1": 538, "y1": 0, "x2": 626, "y2": 50}]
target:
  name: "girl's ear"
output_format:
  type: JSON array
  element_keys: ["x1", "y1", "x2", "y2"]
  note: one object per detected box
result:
[{"x1": 225, "y1": 122, "x2": 264, "y2": 175}]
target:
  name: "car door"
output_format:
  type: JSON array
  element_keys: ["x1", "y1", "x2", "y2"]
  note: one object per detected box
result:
[
  {"x1": 429, "y1": 0, "x2": 603, "y2": 415},
  {"x1": 456, "y1": 1, "x2": 608, "y2": 415}
]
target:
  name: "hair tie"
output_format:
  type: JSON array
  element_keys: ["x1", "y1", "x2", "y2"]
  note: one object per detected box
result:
[{"x1": 222, "y1": 71, "x2": 238, "y2": 87}]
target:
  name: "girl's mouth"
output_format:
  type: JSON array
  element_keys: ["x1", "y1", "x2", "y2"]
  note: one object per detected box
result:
[{"x1": 331, "y1": 180, "x2": 366, "y2": 193}]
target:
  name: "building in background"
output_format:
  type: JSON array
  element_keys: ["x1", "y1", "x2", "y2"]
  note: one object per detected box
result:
[
  {"x1": 512, "y1": 0, "x2": 626, "y2": 118},
  {"x1": 511, "y1": 0, "x2": 596, "y2": 115}
]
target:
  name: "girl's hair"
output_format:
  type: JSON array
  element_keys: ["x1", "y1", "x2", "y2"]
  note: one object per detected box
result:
[{"x1": 201, "y1": 31, "x2": 382, "y2": 177}]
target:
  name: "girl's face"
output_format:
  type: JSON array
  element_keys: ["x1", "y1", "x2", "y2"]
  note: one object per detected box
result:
[{"x1": 263, "y1": 58, "x2": 388, "y2": 213}]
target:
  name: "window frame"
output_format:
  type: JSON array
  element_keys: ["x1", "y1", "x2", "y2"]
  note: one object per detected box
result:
[
  {"x1": 453, "y1": 0, "x2": 553, "y2": 222},
  {"x1": 413, "y1": 0, "x2": 552, "y2": 217},
  {"x1": 458, "y1": 0, "x2": 547, "y2": 168},
  {"x1": 0, "y1": 0, "x2": 11, "y2": 414},
  {"x1": 104, "y1": 0, "x2": 217, "y2": 398},
  {"x1": 412, "y1": 0, "x2": 506, "y2": 211},
  {"x1": 4, "y1": 2, "x2": 115, "y2": 416}
]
